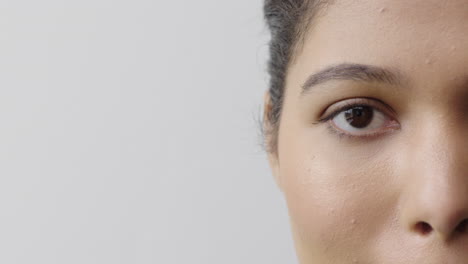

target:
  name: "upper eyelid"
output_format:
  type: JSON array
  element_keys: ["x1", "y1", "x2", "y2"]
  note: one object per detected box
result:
[{"x1": 320, "y1": 98, "x2": 395, "y2": 121}]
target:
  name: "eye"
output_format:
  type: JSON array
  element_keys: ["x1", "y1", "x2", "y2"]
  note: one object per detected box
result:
[
  {"x1": 317, "y1": 99, "x2": 400, "y2": 139},
  {"x1": 334, "y1": 105, "x2": 382, "y2": 131}
]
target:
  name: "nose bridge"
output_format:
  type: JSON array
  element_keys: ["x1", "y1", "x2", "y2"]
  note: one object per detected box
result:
[{"x1": 401, "y1": 117, "x2": 468, "y2": 241}]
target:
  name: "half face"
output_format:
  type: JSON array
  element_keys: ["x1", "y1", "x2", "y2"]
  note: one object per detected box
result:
[{"x1": 267, "y1": 0, "x2": 468, "y2": 263}]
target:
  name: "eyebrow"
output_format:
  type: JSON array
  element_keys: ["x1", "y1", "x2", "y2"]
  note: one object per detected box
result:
[{"x1": 301, "y1": 63, "x2": 404, "y2": 95}]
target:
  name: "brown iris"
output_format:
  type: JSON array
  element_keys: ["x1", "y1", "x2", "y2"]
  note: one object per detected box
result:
[{"x1": 344, "y1": 106, "x2": 374, "y2": 128}]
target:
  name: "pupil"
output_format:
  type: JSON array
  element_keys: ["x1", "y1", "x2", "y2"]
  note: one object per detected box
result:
[{"x1": 344, "y1": 106, "x2": 373, "y2": 128}]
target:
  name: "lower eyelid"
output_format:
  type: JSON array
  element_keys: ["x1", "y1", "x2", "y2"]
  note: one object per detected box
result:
[{"x1": 326, "y1": 122, "x2": 395, "y2": 140}]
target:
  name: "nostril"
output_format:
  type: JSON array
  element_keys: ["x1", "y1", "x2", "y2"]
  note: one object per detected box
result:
[
  {"x1": 414, "y1": 221, "x2": 433, "y2": 235},
  {"x1": 455, "y1": 219, "x2": 468, "y2": 233}
]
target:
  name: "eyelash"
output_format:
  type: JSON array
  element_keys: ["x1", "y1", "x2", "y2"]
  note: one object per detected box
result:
[{"x1": 313, "y1": 98, "x2": 399, "y2": 140}]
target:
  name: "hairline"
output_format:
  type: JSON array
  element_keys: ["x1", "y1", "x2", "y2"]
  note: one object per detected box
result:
[
  {"x1": 270, "y1": 1, "x2": 333, "y2": 156},
  {"x1": 288, "y1": 0, "x2": 334, "y2": 68}
]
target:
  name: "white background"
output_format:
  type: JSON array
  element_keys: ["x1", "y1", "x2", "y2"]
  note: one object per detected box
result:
[{"x1": 0, "y1": 0, "x2": 297, "y2": 263}]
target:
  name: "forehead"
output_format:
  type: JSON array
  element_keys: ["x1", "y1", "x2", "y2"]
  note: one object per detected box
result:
[
  {"x1": 323, "y1": 0, "x2": 468, "y2": 36},
  {"x1": 317, "y1": 0, "x2": 468, "y2": 33},
  {"x1": 294, "y1": 0, "x2": 468, "y2": 78},
  {"x1": 303, "y1": 0, "x2": 468, "y2": 69}
]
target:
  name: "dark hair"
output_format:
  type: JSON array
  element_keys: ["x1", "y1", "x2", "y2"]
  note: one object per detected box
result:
[{"x1": 263, "y1": 0, "x2": 328, "y2": 154}]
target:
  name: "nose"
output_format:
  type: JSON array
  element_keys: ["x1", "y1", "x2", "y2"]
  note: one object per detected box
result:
[
  {"x1": 400, "y1": 122, "x2": 468, "y2": 242},
  {"x1": 407, "y1": 183, "x2": 468, "y2": 241}
]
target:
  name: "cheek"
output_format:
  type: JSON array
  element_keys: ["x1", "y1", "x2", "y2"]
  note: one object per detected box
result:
[{"x1": 279, "y1": 133, "x2": 399, "y2": 260}]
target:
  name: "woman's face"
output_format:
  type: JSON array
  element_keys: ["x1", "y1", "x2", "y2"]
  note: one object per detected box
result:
[{"x1": 266, "y1": 0, "x2": 468, "y2": 263}]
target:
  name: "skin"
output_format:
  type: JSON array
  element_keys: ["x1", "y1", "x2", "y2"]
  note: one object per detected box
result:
[{"x1": 265, "y1": 0, "x2": 468, "y2": 263}]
